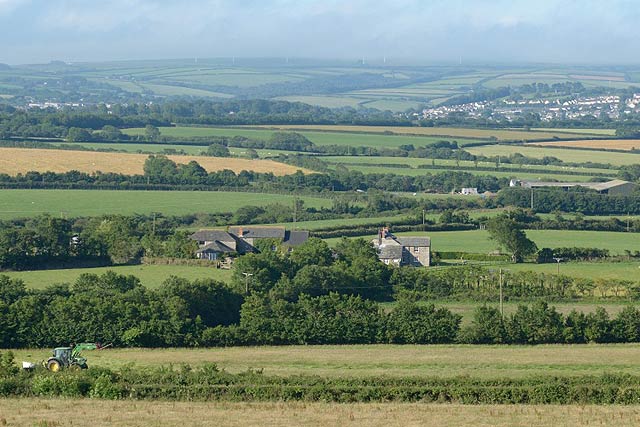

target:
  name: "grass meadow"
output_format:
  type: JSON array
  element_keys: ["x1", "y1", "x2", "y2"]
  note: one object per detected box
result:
[
  {"x1": 332, "y1": 164, "x2": 603, "y2": 182},
  {"x1": 0, "y1": 189, "x2": 332, "y2": 219},
  {"x1": 9, "y1": 344, "x2": 640, "y2": 379},
  {"x1": 2, "y1": 264, "x2": 231, "y2": 289},
  {"x1": 3, "y1": 400, "x2": 639, "y2": 427},
  {"x1": 247, "y1": 124, "x2": 597, "y2": 141},
  {"x1": 122, "y1": 126, "x2": 484, "y2": 148},
  {"x1": 466, "y1": 144, "x2": 640, "y2": 166},
  {"x1": 534, "y1": 139, "x2": 640, "y2": 151},
  {"x1": 321, "y1": 155, "x2": 615, "y2": 175}
]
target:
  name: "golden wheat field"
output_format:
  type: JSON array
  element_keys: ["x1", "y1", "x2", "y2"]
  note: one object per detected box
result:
[
  {"x1": 247, "y1": 124, "x2": 596, "y2": 141},
  {"x1": 1, "y1": 400, "x2": 639, "y2": 427},
  {"x1": 532, "y1": 139, "x2": 640, "y2": 151},
  {"x1": 0, "y1": 147, "x2": 306, "y2": 176}
]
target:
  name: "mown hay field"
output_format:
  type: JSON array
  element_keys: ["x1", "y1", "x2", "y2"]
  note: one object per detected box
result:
[
  {"x1": 9, "y1": 344, "x2": 640, "y2": 379},
  {"x1": 2, "y1": 400, "x2": 640, "y2": 427},
  {"x1": 246, "y1": 124, "x2": 598, "y2": 141},
  {"x1": 0, "y1": 147, "x2": 305, "y2": 176},
  {"x1": 533, "y1": 139, "x2": 640, "y2": 151},
  {"x1": 0, "y1": 189, "x2": 332, "y2": 219}
]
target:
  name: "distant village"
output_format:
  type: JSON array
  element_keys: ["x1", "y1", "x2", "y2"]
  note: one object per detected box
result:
[{"x1": 420, "y1": 93, "x2": 640, "y2": 122}]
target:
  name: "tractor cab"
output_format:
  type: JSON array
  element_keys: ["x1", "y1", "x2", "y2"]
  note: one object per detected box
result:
[{"x1": 52, "y1": 347, "x2": 72, "y2": 366}]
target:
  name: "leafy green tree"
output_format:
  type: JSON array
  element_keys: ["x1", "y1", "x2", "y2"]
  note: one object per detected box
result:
[
  {"x1": 66, "y1": 127, "x2": 93, "y2": 142},
  {"x1": 205, "y1": 143, "x2": 230, "y2": 157},
  {"x1": 486, "y1": 215, "x2": 537, "y2": 262},
  {"x1": 100, "y1": 125, "x2": 123, "y2": 140},
  {"x1": 144, "y1": 124, "x2": 161, "y2": 141},
  {"x1": 458, "y1": 306, "x2": 506, "y2": 343},
  {"x1": 289, "y1": 238, "x2": 333, "y2": 269},
  {"x1": 143, "y1": 155, "x2": 178, "y2": 183},
  {"x1": 386, "y1": 300, "x2": 461, "y2": 344},
  {"x1": 505, "y1": 302, "x2": 564, "y2": 344}
]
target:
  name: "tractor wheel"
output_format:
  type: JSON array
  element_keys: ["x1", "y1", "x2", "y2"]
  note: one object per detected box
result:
[
  {"x1": 79, "y1": 363, "x2": 88, "y2": 370},
  {"x1": 47, "y1": 358, "x2": 62, "y2": 372}
]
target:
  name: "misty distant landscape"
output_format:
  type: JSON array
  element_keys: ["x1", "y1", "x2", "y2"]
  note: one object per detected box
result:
[{"x1": 2, "y1": 1, "x2": 640, "y2": 426}]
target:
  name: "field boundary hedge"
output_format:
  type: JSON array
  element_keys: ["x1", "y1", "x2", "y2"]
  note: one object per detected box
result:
[{"x1": 2, "y1": 357, "x2": 640, "y2": 404}]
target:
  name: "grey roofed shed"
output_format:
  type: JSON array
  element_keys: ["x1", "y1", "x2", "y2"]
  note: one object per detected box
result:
[
  {"x1": 378, "y1": 245, "x2": 403, "y2": 260},
  {"x1": 195, "y1": 241, "x2": 235, "y2": 254},
  {"x1": 190, "y1": 230, "x2": 235, "y2": 242},
  {"x1": 396, "y1": 237, "x2": 431, "y2": 247},
  {"x1": 228, "y1": 226, "x2": 286, "y2": 239},
  {"x1": 284, "y1": 230, "x2": 310, "y2": 246}
]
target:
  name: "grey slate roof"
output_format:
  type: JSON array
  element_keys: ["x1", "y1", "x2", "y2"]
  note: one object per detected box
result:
[
  {"x1": 378, "y1": 245, "x2": 403, "y2": 260},
  {"x1": 520, "y1": 179, "x2": 633, "y2": 192},
  {"x1": 396, "y1": 237, "x2": 431, "y2": 247},
  {"x1": 196, "y1": 241, "x2": 235, "y2": 253},
  {"x1": 190, "y1": 230, "x2": 235, "y2": 243},
  {"x1": 229, "y1": 226, "x2": 286, "y2": 239},
  {"x1": 284, "y1": 230, "x2": 309, "y2": 246}
]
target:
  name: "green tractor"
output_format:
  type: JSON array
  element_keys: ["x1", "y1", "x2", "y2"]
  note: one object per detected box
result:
[{"x1": 44, "y1": 343, "x2": 106, "y2": 372}]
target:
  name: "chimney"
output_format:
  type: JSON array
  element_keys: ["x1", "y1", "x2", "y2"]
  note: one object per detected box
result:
[{"x1": 238, "y1": 226, "x2": 243, "y2": 237}]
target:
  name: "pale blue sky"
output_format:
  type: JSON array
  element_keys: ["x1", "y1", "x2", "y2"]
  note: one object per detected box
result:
[{"x1": 0, "y1": 0, "x2": 639, "y2": 65}]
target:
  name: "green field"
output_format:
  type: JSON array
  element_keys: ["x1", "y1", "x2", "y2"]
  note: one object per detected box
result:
[
  {"x1": 466, "y1": 144, "x2": 640, "y2": 166},
  {"x1": 322, "y1": 155, "x2": 615, "y2": 175},
  {"x1": 122, "y1": 126, "x2": 484, "y2": 149},
  {"x1": 51, "y1": 142, "x2": 298, "y2": 158},
  {"x1": 2, "y1": 264, "x2": 231, "y2": 289},
  {"x1": 530, "y1": 128, "x2": 617, "y2": 136},
  {"x1": 336, "y1": 164, "x2": 599, "y2": 181},
  {"x1": 327, "y1": 229, "x2": 640, "y2": 258},
  {"x1": 9, "y1": 344, "x2": 640, "y2": 379},
  {"x1": 0, "y1": 189, "x2": 332, "y2": 219}
]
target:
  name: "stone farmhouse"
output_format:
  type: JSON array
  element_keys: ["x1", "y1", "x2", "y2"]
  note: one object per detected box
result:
[
  {"x1": 191, "y1": 226, "x2": 309, "y2": 261},
  {"x1": 371, "y1": 227, "x2": 431, "y2": 267}
]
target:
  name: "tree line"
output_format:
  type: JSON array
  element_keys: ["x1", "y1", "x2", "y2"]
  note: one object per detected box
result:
[{"x1": 2, "y1": 269, "x2": 640, "y2": 348}]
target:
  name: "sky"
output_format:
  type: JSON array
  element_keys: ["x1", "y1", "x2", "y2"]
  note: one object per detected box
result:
[{"x1": 1, "y1": 0, "x2": 639, "y2": 65}]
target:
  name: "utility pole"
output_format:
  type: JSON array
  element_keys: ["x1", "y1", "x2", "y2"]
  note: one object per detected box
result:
[
  {"x1": 530, "y1": 188, "x2": 534, "y2": 211},
  {"x1": 242, "y1": 272, "x2": 253, "y2": 295},
  {"x1": 553, "y1": 257, "x2": 562, "y2": 274},
  {"x1": 422, "y1": 209, "x2": 425, "y2": 231},
  {"x1": 499, "y1": 268, "x2": 504, "y2": 318},
  {"x1": 293, "y1": 198, "x2": 297, "y2": 225}
]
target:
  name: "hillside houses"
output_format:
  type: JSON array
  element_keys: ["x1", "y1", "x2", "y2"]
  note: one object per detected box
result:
[{"x1": 191, "y1": 226, "x2": 309, "y2": 260}]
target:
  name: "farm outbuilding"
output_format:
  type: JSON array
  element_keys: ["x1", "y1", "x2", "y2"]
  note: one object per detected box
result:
[{"x1": 517, "y1": 179, "x2": 636, "y2": 196}]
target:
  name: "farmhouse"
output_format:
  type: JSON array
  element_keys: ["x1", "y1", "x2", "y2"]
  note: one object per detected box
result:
[
  {"x1": 191, "y1": 226, "x2": 309, "y2": 259},
  {"x1": 516, "y1": 179, "x2": 636, "y2": 196},
  {"x1": 191, "y1": 230, "x2": 237, "y2": 261},
  {"x1": 371, "y1": 227, "x2": 430, "y2": 267}
]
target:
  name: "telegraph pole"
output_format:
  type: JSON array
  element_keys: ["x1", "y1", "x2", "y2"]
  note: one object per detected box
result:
[
  {"x1": 242, "y1": 272, "x2": 254, "y2": 294},
  {"x1": 499, "y1": 268, "x2": 504, "y2": 318}
]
